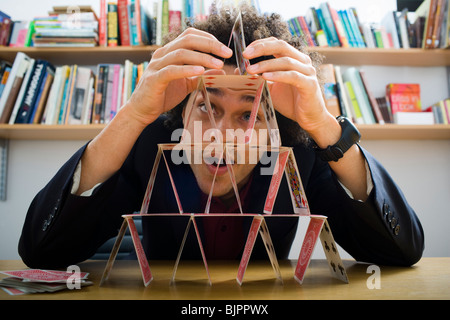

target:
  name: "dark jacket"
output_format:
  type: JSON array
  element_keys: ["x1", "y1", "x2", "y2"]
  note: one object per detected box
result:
[{"x1": 18, "y1": 116, "x2": 424, "y2": 269}]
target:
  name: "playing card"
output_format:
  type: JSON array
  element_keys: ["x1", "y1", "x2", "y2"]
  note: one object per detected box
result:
[
  {"x1": 244, "y1": 81, "x2": 264, "y2": 144},
  {"x1": 319, "y1": 219, "x2": 349, "y2": 283},
  {"x1": 162, "y1": 149, "x2": 184, "y2": 214},
  {"x1": 140, "y1": 147, "x2": 162, "y2": 214},
  {"x1": 260, "y1": 81, "x2": 281, "y2": 147},
  {"x1": 127, "y1": 216, "x2": 153, "y2": 286},
  {"x1": 294, "y1": 216, "x2": 325, "y2": 284},
  {"x1": 100, "y1": 218, "x2": 129, "y2": 286},
  {"x1": 0, "y1": 269, "x2": 88, "y2": 283},
  {"x1": 171, "y1": 215, "x2": 211, "y2": 285},
  {"x1": 263, "y1": 149, "x2": 289, "y2": 214},
  {"x1": 224, "y1": 144, "x2": 243, "y2": 214},
  {"x1": 228, "y1": 11, "x2": 250, "y2": 75},
  {"x1": 258, "y1": 218, "x2": 283, "y2": 283},
  {"x1": 171, "y1": 216, "x2": 193, "y2": 284},
  {"x1": 202, "y1": 74, "x2": 262, "y2": 89},
  {"x1": 236, "y1": 215, "x2": 263, "y2": 285},
  {"x1": 285, "y1": 149, "x2": 309, "y2": 215}
]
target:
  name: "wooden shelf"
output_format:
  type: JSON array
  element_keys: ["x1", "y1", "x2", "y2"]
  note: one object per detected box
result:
[
  {"x1": 1, "y1": 46, "x2": 449, "y2": 66},
  {"x1": 309, "y1": 47, "x2": 450, "y2": 66},
  {"x1": 1, "y1": 124, "x2": 449, "y2": 141},
  {"x1": 0, "y1": 46, "x2": 160, "y2": 65}
]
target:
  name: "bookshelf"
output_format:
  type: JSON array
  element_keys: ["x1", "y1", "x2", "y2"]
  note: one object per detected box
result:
[
  {"x1": 0, "y1": 46, "x2": 449, "y2": 141},
  {"x1": 0, "y1": 124, "x2": 449, "y2": 141},
  {"x1": 1, "y1": 46, "x2": 450, "y2": 66}
]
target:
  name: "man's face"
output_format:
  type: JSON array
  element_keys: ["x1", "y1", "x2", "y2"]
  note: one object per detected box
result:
[{"x1": 182, "y1": 66, "x2": 269, "y2": 201}]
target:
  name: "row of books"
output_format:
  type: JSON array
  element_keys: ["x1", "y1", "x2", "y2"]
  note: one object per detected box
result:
[
  {"x1": 287, "y1": 0, "x2": 450, "y2": 49},
  {"x1": 0, "y1": 52, "x2": 147, "y2": 125},
  {"x1": 320, "y1": 63, "x2": 448, "y2": 125},
  {"x1": 0, "y1": 0, "x2": 212, "y2": 48}
]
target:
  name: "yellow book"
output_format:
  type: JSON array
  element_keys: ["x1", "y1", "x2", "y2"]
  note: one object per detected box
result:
[{"x1": 344, "y1": 81, "x2": 364, "y2": 124}]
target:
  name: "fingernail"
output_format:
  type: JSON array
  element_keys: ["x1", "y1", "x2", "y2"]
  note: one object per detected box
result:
[
  {"x1": 244, "y1": 47, "x2": 254, "y2": 56},
  {"x1": 222, "y1": 46, "x2": 233, "y2": 56},
  {"x1": 212, "y1": 58, "x2": 223, "y2": 68}
]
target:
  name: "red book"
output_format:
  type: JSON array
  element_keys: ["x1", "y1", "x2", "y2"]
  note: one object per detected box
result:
[
  {"x1": 117, "y1": 0, "x2": 130, "y2": 46},
  {"x1": 99, "y1": 0, "x2": 107, "y2": 46},
  {"x1": 386, "y1": 83, "x2": 421, "y2": 113}
]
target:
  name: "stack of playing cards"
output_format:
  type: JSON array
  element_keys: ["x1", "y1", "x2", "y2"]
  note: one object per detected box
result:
[{"x1": 0, "y1": 269, "x2": 92, "y2": 295}]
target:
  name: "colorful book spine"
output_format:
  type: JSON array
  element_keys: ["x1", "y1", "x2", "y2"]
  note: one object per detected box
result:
[
  {"x1": 117, "y1": 0, "x2": 131, "y2": 46},
  {"x1": 107, "y1": 2, "x2": 119, "y2": 47}
]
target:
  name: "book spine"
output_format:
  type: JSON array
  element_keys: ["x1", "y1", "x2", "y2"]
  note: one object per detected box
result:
[
  {"x1": 359, "y1": 69, "x2": 385, "y2": 124},
  {"x1": 329, "y1": 5, "x2": 349, "y2": 47},
  {"x1": 344, "y1": 81, "x2": 364, "y2": 124},
  {"x1": 319, "y1": 3, "x2": 341, "y2": 46},
  {"x1": 162, "y1": 0, "x2": 169, "y2": 40},
  {"x1": 423, "y1": 0, "x2": 438, "y2": 48},
  {"x1": 99, "y1": 0, "x2": 107, "y2": 47},
  {"x1": 135, "y1": 0, "x2": 142, "y2": 45},
  {"x1": 15, "y1": 61, "x2": 50, "y2": 123},
  {"x1": 107, "y1": 2, "x2": 119, "y2": 47},
  {"x1": 93, "y1": 65, "x2": 106, "y2": 124},
  {"x1": 117, "y1": 0, "x2": 131, "y2": 46},
  {"x1": 32, "y1": 70, "x2": 54, "y2": 124}
]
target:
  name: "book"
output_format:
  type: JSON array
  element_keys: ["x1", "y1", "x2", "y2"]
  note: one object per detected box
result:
[
  {"x1": 344, "y1": 81, "x2": 364, "y2": 124},
  {"x1": 107, "y1": 2, "x2": 119, "y2": 47},
  {"x1": 0, "y1": 52, "x2": 32, "y2": 122},
  {"x1": 30, "y1": 68, "x2": 54, "y2": 124},
  {"x1": 319, "y1": 64, "x2": 341, "y2": 117},
  {"x1": 358, "y1": 69, "x2": 385, "y2": 124},
  {"x1": 386, "y1": 83, "x2": 421, "y2": 114},
  {"x1": 333, "y1": 65, "x2": 353, "y2": 120},
  {"x1": 117, "y1": 0, "x2": 131, "y2": 46},
  {"x1": 66, "y1": 67, "x2": 94, "y2": 124},
  {"x1": 93, "y1": 64, "x2": 108, "y2": 123},
  {"x1": 99, "y1": 0, "x2": 108, "y2": 46},
  {"x1": 7, "y1": 59, "x2": 35, "y2": 124},
  {"x1": 14, "y1": 60, "x2": 55, "y2": 124},
  {"x1": 42, "y1": 66, "x2": 67, "y2": 125},
  {"x1": 342, "y1": 67, "x2": 376, "y2": 124},
  {"x1": 375, "y1": 96, "x2": 393, "y2": 123},
  {"x1": 318, "y1": 3, "x2": 340, "y2": 47},
  {"x1": 394, "y1": 111, "x2": 435, "y2": 124}
]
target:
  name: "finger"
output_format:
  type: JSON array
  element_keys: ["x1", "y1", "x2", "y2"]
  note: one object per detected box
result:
[
  {"x1": 155, "y1": 48, "x2": 226, "y2": 70},
  {"x1": 262, "y1": 70, "x2": 318, "y2": 91},
  {"x1": 156, "y1": 28, "x2": 233, "y2": 59},
  {"x1": 246, "y1": 57, "x2": 316, "y2": 76},
  {"x1": 244, "y1": 38, "x2": 311, "y2": 64},
  {"x1": 152, "y1": 65, "x2": 205, "y2": 86}
]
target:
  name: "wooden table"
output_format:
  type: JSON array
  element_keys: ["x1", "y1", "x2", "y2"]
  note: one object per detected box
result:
[{"x1": 1, "y1": 258, "x2": 449, "y2": 301}]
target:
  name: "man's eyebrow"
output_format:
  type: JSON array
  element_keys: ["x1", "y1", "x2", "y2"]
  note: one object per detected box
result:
[
  {"x1": 205, "y1": 88, "x2": 255, "y2": 103},
  {"x1": 205, "y1": 87, "x2": 224, "y2": 97}
]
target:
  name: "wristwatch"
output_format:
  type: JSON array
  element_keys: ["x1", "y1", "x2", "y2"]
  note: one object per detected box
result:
[{"x1": 313, "y1": 116, "x2": 361, "y2": 162}]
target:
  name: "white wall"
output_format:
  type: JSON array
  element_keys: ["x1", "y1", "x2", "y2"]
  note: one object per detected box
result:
[{"x1": 1, "y1": 0, "x2": 449, "y2": 261}]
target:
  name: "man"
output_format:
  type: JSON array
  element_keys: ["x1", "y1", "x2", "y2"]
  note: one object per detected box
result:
[{"x1": 19, "y1": 5, "x2": 424, "y2": 268}]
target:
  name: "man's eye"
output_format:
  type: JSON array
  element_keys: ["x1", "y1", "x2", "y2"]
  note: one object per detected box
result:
[
  {"x1": 198, "y1": 104, "x2": 216, "y2": 114},
  {"x1": 242, "y1": 112, "x2": 259, "y2": 122}
]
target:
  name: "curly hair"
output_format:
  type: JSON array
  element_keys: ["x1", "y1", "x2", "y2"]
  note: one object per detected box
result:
[{"x1": 162, "y1": 3, "x2": 324, "y2": 146}]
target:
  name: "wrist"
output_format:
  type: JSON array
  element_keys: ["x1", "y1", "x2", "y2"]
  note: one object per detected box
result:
[
  {"x1": 312, "y1": 116, "x2": 361, "y2": 162},
  {"x1": 307, "y1": 113, "x2": 342, "y2": 149},
  {"x1": 118, "y1": 102, "x2": 156, "y2": 131}
]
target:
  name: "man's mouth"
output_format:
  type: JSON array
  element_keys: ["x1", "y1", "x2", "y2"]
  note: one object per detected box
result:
[{"x1": 205, "y1": 156, "x2": 229, "y2": 176}]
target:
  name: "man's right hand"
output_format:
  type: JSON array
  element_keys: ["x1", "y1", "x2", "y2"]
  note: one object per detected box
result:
[{"x1": 125, "y1": 28, "x2": 233, "y2": 127}]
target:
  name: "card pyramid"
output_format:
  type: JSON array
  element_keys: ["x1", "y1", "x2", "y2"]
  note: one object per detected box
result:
[{"x1": 100, "y1": 12, "x2": 348, "y2": 287}]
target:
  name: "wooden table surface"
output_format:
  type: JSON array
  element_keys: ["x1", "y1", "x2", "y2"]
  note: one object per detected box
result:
[{"x1": 1, "y1": 258, "x2": 449, "y2": 300}]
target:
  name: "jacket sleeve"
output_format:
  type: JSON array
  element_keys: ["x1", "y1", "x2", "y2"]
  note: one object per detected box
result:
[
  {"x1": 18, "y1": 142, "x2": 144, "y2": 269},
  {"x1": 306, "y1": 145, "x2": 424, "y2": 266}
]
